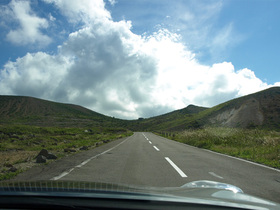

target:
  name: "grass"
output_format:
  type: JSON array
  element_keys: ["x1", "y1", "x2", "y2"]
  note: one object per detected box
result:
[
  {"x1": 0, "y1": 125, "x2": 133, "y2": 181},
  {"x1": 158, "y1": 127, "x2": 280, "y2": 169},
  {"x1": 0, "y1": 170, "x2": 22, "y2": 181}
]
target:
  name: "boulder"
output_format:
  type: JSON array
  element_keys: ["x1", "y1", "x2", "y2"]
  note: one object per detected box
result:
[
  {"x1": 46, "y1": 153, "x2": 57, "y2": 159},
  {"x1": 4, "y1": 163, "x2": 13, "y2": 168},
  {"x1": 64, "y1": 148, "x2": 76, "y2": 153},
  {"x1": 80, "y1": 146, "x2": 88, "y2": 150},
  {"x1": 102, "y1": 140, "x2": 110, "y2": 143},
  {"x1": 36, "y1": 149, "x2": 57, "y2": 160},
  {"x1": 36, "y1": 149, "x2": 49, "y2": 158},
  {"x1": 36, "y1": 155, "x2": 46, "y2": 163},
  {"x1": 9, "y1": 167, "x2": 17, "y2": 172}
]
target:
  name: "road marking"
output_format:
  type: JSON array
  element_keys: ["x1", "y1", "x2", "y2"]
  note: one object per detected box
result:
[
  {"x1": 153, "y1": 146, "x2": 160, "y2": 151},
  {"x1": 51, "y1": 136, "x2": 131, "y2": 181},
  {"x1": 165, "y1": 157, "x2": 187, "y2": 178},
  {"x1": 158, "y1": 131, "x2": 280, "y2": 173},
  {"x1": 149, "y1": 141, "x2": 152, "y2": 144},
  {"x1": 50, "y1": 168, "x2": 75, "y2": 181},
  {"x1": 203, "y1": 149, "x2": 280, "y2": 173},
  {"x1": 142, "y1": 133, "x2": 149, "y2": 140},
  {"x1": 209, "y1": 172, "x2": 224, "y2": 179}
]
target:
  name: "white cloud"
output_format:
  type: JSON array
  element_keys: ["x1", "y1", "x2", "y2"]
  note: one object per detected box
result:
[
  {"x1": 0, "y1": 52, "x2": 71, "y2": 97},
  {"x1": 43, "y1": 0, "x2": 111, "y2": 25},
  {"x1": 107, "y1": 0, "x2": 117, "y2": 6},
  {"x1": 48, "y1": 13, "x2": 56, "y2": 21},
  {"x1": 2, "y1": 0, "x2": 51, "y2": 46},
  {"x1": 0, "y1": 0, "x2": 278, "y2": 119}
]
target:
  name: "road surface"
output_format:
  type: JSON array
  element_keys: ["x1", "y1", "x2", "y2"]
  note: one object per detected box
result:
[{"x1": 14, "y1": 132, "x2": 280, "y2": 203}]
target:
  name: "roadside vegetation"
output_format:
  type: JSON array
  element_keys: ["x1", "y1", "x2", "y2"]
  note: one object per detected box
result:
[
  {"x1": 0, "y1": 125, "x2": 133, "y2": 181},
  {"x1": 158, "y1": 127, "x2": 280, "y2": 169}
]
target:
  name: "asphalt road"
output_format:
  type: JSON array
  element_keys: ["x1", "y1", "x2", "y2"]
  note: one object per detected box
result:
[{"x1": 14, "y1": 132, "x2": 280, "y2": 203}]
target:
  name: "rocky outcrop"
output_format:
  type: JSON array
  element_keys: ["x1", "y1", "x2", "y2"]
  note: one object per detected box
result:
[
  {"x1": 35, "y1": 149, "x2": 57, "y2": 163},
  {"x1": 36, "y1": 155, "x2": 47, "y2": 163},
  {"x1": 8, "y1": 166, "x2": 17, "y2": 172},
  {"x1": 64, "y1": 148, "x2": 76, "y2": 153},
  {"x1": 80, "y1": 146, "x2": 89, "y2": 150},
  {"x1": 210, "y1": 98, "x2": 264, "y2": 128}
]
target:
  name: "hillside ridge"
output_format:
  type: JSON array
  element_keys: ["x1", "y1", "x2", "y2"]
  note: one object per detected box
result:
[
  {"x1": 0, "y1": 87, "x2": 279, "y2": 129},
  {"x1": 207, "y1": 87, "x2": 280, "y2": 128},
  {"x1": 0, "y1": 95, "x2": 117, "y2": 127}
]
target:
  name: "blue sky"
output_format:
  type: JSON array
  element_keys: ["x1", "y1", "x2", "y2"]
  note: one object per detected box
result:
[
  {"x1": 0, "y1": 0, "x2": 279, "y2": 119},
  {"x1": 106, "y1": 0, "x2": 280, "y2": 84}
]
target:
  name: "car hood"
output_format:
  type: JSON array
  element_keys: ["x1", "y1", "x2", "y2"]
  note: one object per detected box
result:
[{"x1": 0, "y1": 180, "x2": 279, "y2": 209}]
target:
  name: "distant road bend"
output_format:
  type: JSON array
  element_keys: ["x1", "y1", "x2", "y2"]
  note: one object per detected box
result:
[{"x1": 15, "y1": 132, "x2": 280, "y2": 203}]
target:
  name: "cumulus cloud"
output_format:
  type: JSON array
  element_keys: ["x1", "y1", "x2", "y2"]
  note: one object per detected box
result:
[
  {"x1": 1, "y1": 0, "x2": 51, "y2": 46},
  {"x1": 0, "y1": 0, "x2": 278, "y2": 119},
  {"x1": 0, "y1": 52, "x2": 70, "y2": 97}
]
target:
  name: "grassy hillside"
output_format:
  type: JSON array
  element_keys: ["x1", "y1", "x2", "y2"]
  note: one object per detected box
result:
[
  {"x1": 1, "y1": 87, "x2": 280, "y2": 130},
  {"x1": 0, "y1": 96, "x2": 124, "y2": 127},
  {"x1": 132, "y1": 87, "x2": 280, "y2": 131},
  {"x1": 127, "y1": 104, "x2": 209, "y2": 131}
]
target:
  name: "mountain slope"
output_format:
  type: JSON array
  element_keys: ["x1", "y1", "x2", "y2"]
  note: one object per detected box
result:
[
  {"x1": 1, "y1": 87, "x2": 280, "y2": 130},
  {"x1": 132, "y1": 87, "x2": 280, "y2": 131},
  {"x1": 127, "y1": 104, "x2": 208, "y2": 131},
  {"x1": 0, "y1": 96, "x2": 118, "y2": 127},
  {"x1": 207, "y1": 87, "x2": 280, "y2": 128}
]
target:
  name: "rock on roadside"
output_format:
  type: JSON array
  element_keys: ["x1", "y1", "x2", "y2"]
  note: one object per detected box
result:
[
  {"x1": 35, "y1": 149, "x2": 57, "y2": 163},
  {"x1": 8, "y1": 166, "x2": 18, "y2": 172},
  {"x1": 64, "y1": 148, "x2": 76, "y2": 153},
  {"x1": 36, "y1": 155, "x2": 46, "y2": 163},
  {"x1": 80, "y1": 146, "x2": 88, "y2": 151}
]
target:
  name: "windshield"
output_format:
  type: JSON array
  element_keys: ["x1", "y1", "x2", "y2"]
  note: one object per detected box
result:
[{"x1": 0, "y1": 0, "x2": 280, "y2": 208}]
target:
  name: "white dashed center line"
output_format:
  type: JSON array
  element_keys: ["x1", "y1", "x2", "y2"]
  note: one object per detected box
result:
[
  {"x1": 153, "y1": 146, "x2": 160, "y2": 151},
  {"x1": 142, "y1": 133, "x2": 149, "y2": 140},
  {"x1": 165, "y1": 157, "x2": 187, "y2": 178}
]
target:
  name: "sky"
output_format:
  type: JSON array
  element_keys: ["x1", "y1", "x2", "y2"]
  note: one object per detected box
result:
[{"x1": 0, "y1": 0, "x2": 279, "y2": 119}]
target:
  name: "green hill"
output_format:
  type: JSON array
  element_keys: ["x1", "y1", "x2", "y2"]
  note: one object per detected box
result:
[
  {"x1": 1, "y1": 87, "x2": 280, "y2": 130},
  {"x1": 130, "y1": 87, "x2": 280, "y2": 131},
  {"x1": 0, "y1": 96, "x2": 120, "y2": 127}
]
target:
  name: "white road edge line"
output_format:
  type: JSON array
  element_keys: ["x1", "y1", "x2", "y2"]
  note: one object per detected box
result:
[
  {"x1": 209, "y1": 172, "x2": 224, "y2": 179},
  {"x1": 165, "y1": 157, "x2": 187, "y2": 178},
  {"x1": 50, "y1": 136, "x2": 132, "y2": 181},
  {"x1": 153, "y1": 146, "x2": 160, "y2": 151},
  {"x1": 203, "y1": 149, "x2": 280, "y2": 173},
  {"x1": 157, "y1": 132, "x2": 280, "y2": 173}
]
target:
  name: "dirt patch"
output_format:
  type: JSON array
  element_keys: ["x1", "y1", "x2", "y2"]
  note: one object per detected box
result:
[
  {"x1": 0, "y1": 151, "x2": 37, "y2": 167},
  {"x1": 210, "y1": 98, "x2": 264, "y2": 127}
]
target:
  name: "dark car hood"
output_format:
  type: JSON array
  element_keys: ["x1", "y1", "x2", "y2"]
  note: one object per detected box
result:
[{"x1": 0, "y1": 180, "x2": 279, "y2": 209}]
